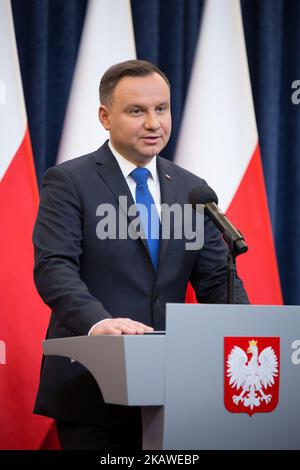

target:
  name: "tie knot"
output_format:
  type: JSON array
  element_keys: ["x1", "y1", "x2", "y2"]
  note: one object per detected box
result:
[{"x1": 130, "y1": 167, "x2": 151, "y2": 186}]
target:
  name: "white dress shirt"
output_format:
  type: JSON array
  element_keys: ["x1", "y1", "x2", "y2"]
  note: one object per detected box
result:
[{"x1": 108, "y1": 141, "x2": 161, "y2": 218}]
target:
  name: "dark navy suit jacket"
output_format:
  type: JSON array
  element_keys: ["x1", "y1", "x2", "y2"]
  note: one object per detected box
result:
[{"x1": 33, "y1": 141, "x2": 249, "y2": 424}]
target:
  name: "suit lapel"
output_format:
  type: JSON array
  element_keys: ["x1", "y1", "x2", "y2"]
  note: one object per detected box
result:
[
  {"x1": 94, "y1": 142, "x2": 150, "y2": 257},
  {"x1": 94, "y1": 143, "x2": 176, "y2": 273},
  {"x1": 157, "y1": 157, "x2": 176, "y2": 270}
]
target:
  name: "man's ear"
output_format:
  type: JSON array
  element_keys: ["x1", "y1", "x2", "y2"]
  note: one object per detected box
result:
[{"x1": 99, "y1": 105, "x2": 110, "y2": 130}]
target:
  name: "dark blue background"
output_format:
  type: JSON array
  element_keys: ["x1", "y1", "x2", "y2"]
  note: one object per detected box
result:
[{"x1": 11, "y1": 0, "x2": 300, "y2": 305}]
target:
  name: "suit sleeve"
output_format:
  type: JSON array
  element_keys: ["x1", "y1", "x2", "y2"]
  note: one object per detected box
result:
[
  {"x1": 189, "y1": 215, "x2": 249, "y2": 304},
  {"x1": 33, "y1": 165, "x2": 112, "y2": 335}
]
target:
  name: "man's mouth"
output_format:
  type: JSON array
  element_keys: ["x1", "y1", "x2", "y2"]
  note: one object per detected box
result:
[{"x1": 141, "y1": 136, "x2": 161, "y2": 143}]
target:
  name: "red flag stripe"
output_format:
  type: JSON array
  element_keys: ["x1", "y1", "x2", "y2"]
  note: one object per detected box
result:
[
  {"x1": 0, "y1": 127, "x2": 53, "y2": 449},
  {"x1": 226, "y1": 144, "x2": 282, "y2": 304}
]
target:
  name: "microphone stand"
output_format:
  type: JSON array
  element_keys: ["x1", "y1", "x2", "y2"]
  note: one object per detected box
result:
[
  {"x1": 194, "y1": 199, "x2": 248, "y2": 304},
  {"x1": 227, "y1": 239, "x2": 237, "y2": 304},
  {"x1": 225, "y1": 236, "x2": 248, "y2": 304}
]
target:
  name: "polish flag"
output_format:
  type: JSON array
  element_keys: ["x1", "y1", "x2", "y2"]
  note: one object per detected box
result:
[
  {"x1": 176, "y1": 0, "x2": 282, "y2": 304},
  {"x1": 0, "y1": 0, "x2": 55, "y2": 449},
  {"x1": 57, "y1": 0, "x2": 136, "y2": 163}
]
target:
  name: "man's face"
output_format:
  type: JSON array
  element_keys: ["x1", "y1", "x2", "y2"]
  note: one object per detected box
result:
[{"x1": 99, "y1": 73, "x2": 172, "y2": 165}]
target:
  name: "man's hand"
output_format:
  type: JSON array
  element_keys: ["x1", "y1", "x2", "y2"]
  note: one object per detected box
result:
[{"x1": 90, "y1": 318, "x2": 154, "y2": 335}]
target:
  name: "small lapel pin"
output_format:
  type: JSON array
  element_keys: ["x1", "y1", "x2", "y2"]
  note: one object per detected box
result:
[{"x1": 165, "y1": 173, "x2": 172, "y2": 182}]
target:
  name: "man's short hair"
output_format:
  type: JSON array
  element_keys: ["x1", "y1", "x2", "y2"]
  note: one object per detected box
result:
[{"x1": 99, "y1": 59, "x2": 170, "y2": 105}]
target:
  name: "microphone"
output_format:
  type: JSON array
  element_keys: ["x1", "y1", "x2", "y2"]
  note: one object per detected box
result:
[{"x1": 189, "y1": 184, "x2": 248, "y2": 255}]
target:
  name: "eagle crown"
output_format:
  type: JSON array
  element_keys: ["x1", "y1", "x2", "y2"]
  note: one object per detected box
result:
[{"x1": 247, "y1": 339, "x2": 258, "y2": 355}]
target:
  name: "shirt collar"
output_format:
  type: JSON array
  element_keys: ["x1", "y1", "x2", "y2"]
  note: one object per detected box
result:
[{"x1": 108, "y1": 140, "x2": 158, "y2": 184}]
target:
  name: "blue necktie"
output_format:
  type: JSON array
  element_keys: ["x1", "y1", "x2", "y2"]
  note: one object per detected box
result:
[{"x1": 130, "y1": 167, "x2": 160, "y2": 270}]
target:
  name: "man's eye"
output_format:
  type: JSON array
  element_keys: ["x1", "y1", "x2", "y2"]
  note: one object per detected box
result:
[
  {"x1": 129, "y1": 108, "x2": 142, "y2": 115},
  {"x1": 157, "y1": 105, "x2": 168, "y2": 113}
]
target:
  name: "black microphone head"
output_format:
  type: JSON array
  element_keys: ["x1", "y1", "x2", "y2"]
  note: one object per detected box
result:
[{"x1": 189, "y1": 183, "x2": 218, "y2": 206}]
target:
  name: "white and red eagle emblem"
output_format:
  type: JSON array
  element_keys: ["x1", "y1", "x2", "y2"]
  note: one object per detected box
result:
[{"x1": 224, "y1": 337, "x2": 280, "y2": 416}]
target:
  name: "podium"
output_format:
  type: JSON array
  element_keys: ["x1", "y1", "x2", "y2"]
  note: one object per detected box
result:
[{"x1": 43, "y1": 304, "x2": 300, "y2": 450}]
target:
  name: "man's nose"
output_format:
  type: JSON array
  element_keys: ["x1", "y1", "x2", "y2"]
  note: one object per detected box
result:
[{"x1": 144, "y1": 112, "x2": 160, "y2": 130}]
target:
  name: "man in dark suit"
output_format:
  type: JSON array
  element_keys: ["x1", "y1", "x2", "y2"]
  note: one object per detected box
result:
[{"x1": 33, "y1": 60, "x2": 249, "y2": 450}]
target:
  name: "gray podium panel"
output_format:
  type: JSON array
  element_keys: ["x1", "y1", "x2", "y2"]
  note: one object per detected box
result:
[
  {"x1": 43, "y1": 334, "x2": 165, "y2": 406},
  {"x1": 163, "y1": 304, "x2": 300, "y2": 450},
  {"x1": 43, "y1": 304, "x2": 300, "y2": 450}
]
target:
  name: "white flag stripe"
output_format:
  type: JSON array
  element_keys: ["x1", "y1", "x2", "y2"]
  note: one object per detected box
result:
[
  {"x1": 57, "y1": 0, "x2": 136, "y2": 163},
  {"x1": 175, "y1": 0, "x2": 257, "y2": 211},
  {"x1": 0, "y1": 0, "x2": 27, "y2": 181}
]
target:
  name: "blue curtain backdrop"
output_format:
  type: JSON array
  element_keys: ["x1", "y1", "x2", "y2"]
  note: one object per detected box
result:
[{"x1": 11, "y1": 0, "x2": 300, "y2": 305}]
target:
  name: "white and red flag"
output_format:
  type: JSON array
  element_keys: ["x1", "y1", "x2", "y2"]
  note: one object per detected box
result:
[
  {"x1": 57, "y1": 0, "x2": 136, "y2": 164},
  {"x1": 0, "y1": 0, "x2": 54, "y2": 449},
  {"x1": 176, "y1": 0, "x2": 282, "y2": 304}
]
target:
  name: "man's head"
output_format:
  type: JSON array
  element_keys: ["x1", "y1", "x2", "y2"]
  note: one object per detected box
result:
[{"x1": 99, "y1": 60, "x2": 172, "y2": 166}]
